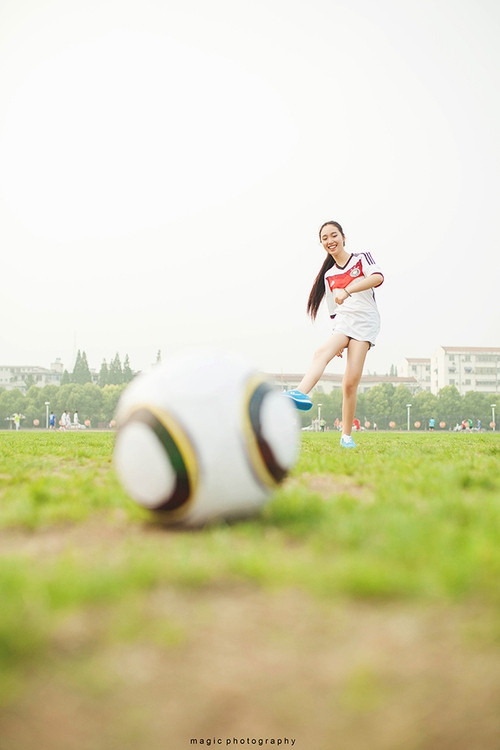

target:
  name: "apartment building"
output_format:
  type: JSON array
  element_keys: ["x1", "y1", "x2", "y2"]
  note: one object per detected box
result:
[
  {"x1": 0, "y1": 360, "x2": 64, "y2": 393},
  {"x1": 274, "y1": 345, "x2": 500, "y2": 397},
  {"x1": 430, "y1": 346, "x2": 500, "y2": 395},
  {"x1": 398, "y1": 357, "x2": 431, "y2": 391}
]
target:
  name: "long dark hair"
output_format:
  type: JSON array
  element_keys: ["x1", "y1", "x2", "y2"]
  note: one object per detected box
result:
[{"x1": 306, "y1": 221, "x2": 345, "y2": 320}]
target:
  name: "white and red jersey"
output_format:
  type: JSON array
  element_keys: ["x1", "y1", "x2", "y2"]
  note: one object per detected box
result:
[{"x1": 324, "y1": 252, "x2": 384, "y2": 346}]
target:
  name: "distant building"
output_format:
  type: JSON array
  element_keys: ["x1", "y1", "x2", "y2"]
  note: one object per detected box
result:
[
  {"x1": 272, "y1": 344, "x2": 500, "y2": 397},
  {"x1": 0, "y1": 359, "x2": 65, "y2": 393},
  {"x1": 2, "y1": 345, "x2": 499, "y2": 396},
  {"x1": 399, "y1": 357, "x2": 432, "y2": 391},
  {"x1": 430, "y1": 346, "x2": 500, "y2": 396}
]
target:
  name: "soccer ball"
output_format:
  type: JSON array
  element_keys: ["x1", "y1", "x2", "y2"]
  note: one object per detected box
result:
[{"x1": 113, "y1": 349, "x2": 300, "y2": 527}]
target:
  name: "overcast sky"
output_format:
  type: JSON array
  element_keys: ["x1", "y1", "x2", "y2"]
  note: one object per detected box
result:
[{"x1": 0, "y1": 0, "x2": 499, "y2": 378}]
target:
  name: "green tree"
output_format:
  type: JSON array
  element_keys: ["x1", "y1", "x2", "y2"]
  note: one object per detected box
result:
[
  {"x1": 364, "y1": 383, "x2": 395, "y2": 428},
  {"x1": 57, "y1": 384, "x2": 84, "y2": 418},
  {"x1": 413, "y1": 390, "x2": 439, "y2": 427},
  {"x1": 462, "y1": 391, "x2": 494, "y2": 428},
  {"x1": 80, "y1": 351, "x2": 92, "y2": 383},
  {"x1": 81, "y1": 382, "x2": 103, "y2": 426},
  {"x1": 123, "y1": 354, "x2": 134, "y2": 383},
  {"x1": 101, "y1": 384, "x2": 127, "y2": 423},
  {"x1": 390, "y1": 385, "x2": 414, "y2": 427},
  {"x1": 23, "y1": 373, "x2": 37, "y2": 390},
  {"x1": 42, "y1": 384, "x2": 59, "y2": 402},
  {"x1": 98, "y1": 360, "x2": 109, "y2": 387},
  {"x1": 34, "y1": 384, "x2": 59, "y2": 427},
  {"x1": 329, "y1": 389, "x2": 344, "y2": 425},
  {"x1": 60, "y1": 369, "x2": 71, "y2": 385},
  {"x1": 437, "y1": 385, "x2": 462, "y2": 428},
  {"x1": 72, "y1": 350, "x2": 92, "y2": 384},
  {"x1": 308, "y1": 391, "x2": 334, "y2": 428},
  {"x1": 24, "y1": 385, "x2": 43, "y2": 425},
  {"x1": 108, "y1": 353, "x2": 123, "y2": 385},
  {"x1": 0, "y1": 389, "x2": 27, "y2": 426},
  {"x1": 71, "y1": 350, "x2": 81, "y2": 382}
]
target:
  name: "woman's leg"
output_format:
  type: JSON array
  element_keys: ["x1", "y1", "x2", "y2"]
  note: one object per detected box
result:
[
  {"x1": 341, "y1": 339, "x2": 370, "y2": 436},
  {"x1": 297, "y1": 333, "x2": 349, "y2": 394}
]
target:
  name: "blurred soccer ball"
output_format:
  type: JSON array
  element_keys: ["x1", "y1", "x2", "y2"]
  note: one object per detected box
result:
[{"x1": 113, "y1": 349, "x2": 300, "y2": 526}]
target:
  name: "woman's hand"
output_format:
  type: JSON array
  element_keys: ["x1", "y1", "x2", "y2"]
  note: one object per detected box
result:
[{"x1": 334, "y1": 288, "x2": 350, "y2": 305}]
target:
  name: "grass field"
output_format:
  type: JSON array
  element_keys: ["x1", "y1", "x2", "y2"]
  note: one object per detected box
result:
[{"x1": 1, "y1": 430, "x2": 500, "y2": 750}]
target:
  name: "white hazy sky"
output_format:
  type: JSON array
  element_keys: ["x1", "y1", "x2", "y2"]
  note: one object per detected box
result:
[{"x1": 1, "y1": 0, "x2": 499, "y2": 377}]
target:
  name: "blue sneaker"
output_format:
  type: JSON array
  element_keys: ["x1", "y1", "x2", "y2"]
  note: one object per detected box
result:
[
  {"x1": 284, "y1": 389, "x2": 313, "y2": 411},
  {"x1": 340, "y1": 435, "x2": 357, "y2": 449}
]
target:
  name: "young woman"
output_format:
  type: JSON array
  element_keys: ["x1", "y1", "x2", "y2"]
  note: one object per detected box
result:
[{"x1": 286, "y1": 221, "x2": 384, "y2": 448}]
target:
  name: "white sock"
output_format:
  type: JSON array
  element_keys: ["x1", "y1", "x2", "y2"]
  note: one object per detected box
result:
[{"x1": 342, "y1": 434, "x2": 352, "y2": 440}]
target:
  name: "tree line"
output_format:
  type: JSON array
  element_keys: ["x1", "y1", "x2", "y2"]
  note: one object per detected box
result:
[
  {"x1": 0, "y1": 382, "x2": 127, "y2": 429},
  {"x1": 0, "y1": 350, "x2": 137, "y2": 429},
  {"x1": 302, "y1": 383, "x2": 498, "y2": 430},
  {"x1": 19, "y1": 350, "x2": 136, "y2": 392},
  {"x1": 1, "y1": 358, "x2": 497, "y2": 431},
  {"x1": 62, "y1": 350, "x2": 135, "y2": 387}
]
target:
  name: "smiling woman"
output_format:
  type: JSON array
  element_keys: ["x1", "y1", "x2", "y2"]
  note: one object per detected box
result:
[
  {"x1": 285, "y1": 220, "x2": 384, "y2": 449},
  {"x1": 0, "y1": 28, "x2": 296, "y2": 241}
]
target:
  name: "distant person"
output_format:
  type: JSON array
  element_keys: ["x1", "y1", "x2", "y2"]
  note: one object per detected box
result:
[
  {"x1": 284, "y1": 220, "x2": 384, "y2": 449},
  {"x1": 49, "y1": 411, "x2": 56, "y2": 430},
  {"x1": 73, "y1": 410, "x2": 79, "y2": 428},
  {"x1": 429, "y1": 417, "x2": 435, "y2": 431},
  {"x1": 13, "y1": 412, "x2": 21, "y2": 431}
]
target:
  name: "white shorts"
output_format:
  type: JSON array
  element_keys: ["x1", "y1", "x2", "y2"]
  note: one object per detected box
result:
[{"x1": 331, "y1": 308, "x2": 381, "y2": 348}]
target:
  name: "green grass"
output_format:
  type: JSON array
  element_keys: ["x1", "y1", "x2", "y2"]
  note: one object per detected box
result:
[
  {"x1": 0, "y1": 432, "x2": 148, "y2": 528},
  {"x1": 1, "y1": 430, "x2": 500, "y2": 706}
]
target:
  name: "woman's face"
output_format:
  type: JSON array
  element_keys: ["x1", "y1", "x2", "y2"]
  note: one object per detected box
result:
[{"x1": 320, "y1": 224, "x2": 345, "y2": 258}]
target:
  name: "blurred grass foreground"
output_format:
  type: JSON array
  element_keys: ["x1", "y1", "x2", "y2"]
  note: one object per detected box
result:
[{"x1": 1, "y1": 431, "x2": 500, "y2": 750}]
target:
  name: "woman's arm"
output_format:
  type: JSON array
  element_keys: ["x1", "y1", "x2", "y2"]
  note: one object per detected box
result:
[{"x1": 335, "y1": 273, "x2": 384, "y2": 304}]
